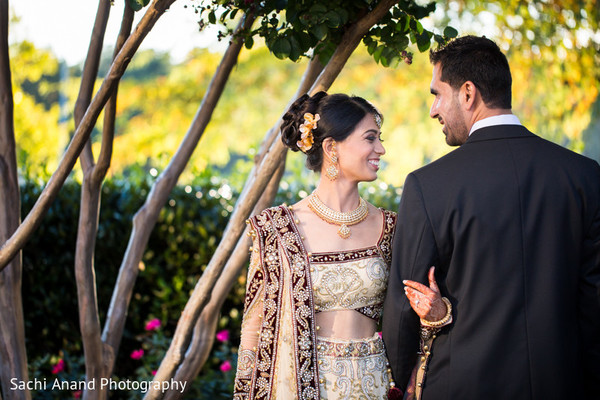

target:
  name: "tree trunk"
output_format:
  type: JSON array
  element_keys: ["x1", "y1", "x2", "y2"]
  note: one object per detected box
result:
[
  {"x1": 100, "y1": 13, "x2": 256, "y2": 379},
  {"x1": 73, "y1": 3, "x2": 134, "y2": 400},
  {"x1": 0, "y1": 0, "x2": 29, "y2": 398},
  {"x1": 162, "y1": 55, "x2": 324, "y2": 399},
  {"x1": 146, "y1": 2, "x2": 399, "y2": 397},
  {"x1": 0, "y1": 0, "x2": 177, "y2": 271},
  {"x1": 163, "y1": 160, "x2": 286, "y2": 400}
]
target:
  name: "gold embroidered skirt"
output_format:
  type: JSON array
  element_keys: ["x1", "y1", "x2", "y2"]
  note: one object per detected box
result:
[{"x1": 316, "y1": 333, "x2": 391, "y2": 400}]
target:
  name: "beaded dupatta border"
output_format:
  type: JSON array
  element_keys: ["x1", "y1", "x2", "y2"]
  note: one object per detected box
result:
[{"x1": 235, "y1": 205, "x2": 320, "y2": 400}]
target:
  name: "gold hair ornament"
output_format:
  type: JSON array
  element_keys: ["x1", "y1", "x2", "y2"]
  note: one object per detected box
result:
[{"x1": 297, "y1": 113, "x2": 320, "y2": 153}]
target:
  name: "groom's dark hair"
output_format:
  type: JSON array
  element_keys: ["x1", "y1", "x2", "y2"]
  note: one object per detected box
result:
[{"x1": 430, "y1": 35, "x2": 512, "y2": 109}]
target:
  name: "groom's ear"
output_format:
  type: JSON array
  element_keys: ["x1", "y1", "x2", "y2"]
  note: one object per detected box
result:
[{"x1": 460, "y1": 81, "x2": 477, "y2": 110}]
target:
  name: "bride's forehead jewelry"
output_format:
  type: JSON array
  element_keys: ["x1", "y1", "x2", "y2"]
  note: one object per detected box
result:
[
  {"x1": 373, "y1": 113, "x2": 382, "y2": 128},
  {"x1": 297, "y1": 112, "x2": 320, "y2": 153}
]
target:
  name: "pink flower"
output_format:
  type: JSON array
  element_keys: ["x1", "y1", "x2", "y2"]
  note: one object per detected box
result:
[
  {"x1": 52, "y1": 359, "x2": 65, "y2": 374},
  {"x1": 152, "y1": 370, "x2": 157, "y2": 376},
  {"x1": 145, "y1": 318, "x2": 161, "y2": 331},
  {"x1": 73, "y1": 390, "x2": 82, "y2": 398},
  {"x1": 220, "y1": 360, "x2": 232, "y2": 372},
  {"x1": 216, "y1": 329, "x2": 229, "y2": 343},
  {"x1": 378, "y1": 331, "x2": 383, "y2": 338},
  {"x1": 130, "y1": 349, "x2": 144, "y2": 360}
]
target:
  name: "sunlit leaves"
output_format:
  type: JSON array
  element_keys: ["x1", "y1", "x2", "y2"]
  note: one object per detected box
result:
[{"x1": 442, "y1": 0, "x2": 600, "y2": 148}]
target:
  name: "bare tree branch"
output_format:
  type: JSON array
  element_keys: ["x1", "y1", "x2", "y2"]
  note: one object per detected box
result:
[
  {"x1": 161, "y1": 56, "x2": 324, "y2": 398},
  {"x1": 0, "y1": 0, "x2": 178, "y2": 271},
  {"x1": 163, "y1": 159, "x2": 286, "y2": 400},
  {"x1": 145, "y1": 2, "x2": 399, "y2": 397},
  {"x1": 100, "y1": 13, "x2": 257, "y2": 379},
  {"x1": 73, "y1": 2, "x2": 135, "y2": 400}
]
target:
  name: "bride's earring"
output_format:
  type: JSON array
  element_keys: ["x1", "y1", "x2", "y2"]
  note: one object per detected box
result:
[{"x1": 326, "y1": 143, "x2": 339, "y2": 181}]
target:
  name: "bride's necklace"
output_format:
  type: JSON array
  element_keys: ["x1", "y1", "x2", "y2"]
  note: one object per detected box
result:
[{"x1": 307, "y1": 192, "x2": 368, "y2": 239}]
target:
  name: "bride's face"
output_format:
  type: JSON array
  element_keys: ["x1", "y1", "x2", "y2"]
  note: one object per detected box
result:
[{"x1": 336, "y1": 114, "x2": 385, "y2": 183}]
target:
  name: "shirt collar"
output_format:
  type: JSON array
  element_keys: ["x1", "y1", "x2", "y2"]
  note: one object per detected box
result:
[{"x1": 469, "y1": 114, "x2": 522, "y2": 136}]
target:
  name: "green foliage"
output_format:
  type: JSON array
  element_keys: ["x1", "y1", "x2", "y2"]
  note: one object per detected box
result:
[
  {"x1": 21, "y1": 164, "x2": 241, "y2": 397},
  {"x1": 433, "y1": 0, "x2": 600, "y2": 150},
  {"x1": 97, "y1": 48, "x2": 172, "y2": 81},
  {"x1": 20, "y1": 162, "x2": 401, "y2": 398},
  {"x1": 10, "y1": 41, "x2": 67, "y2": 175},
  {"x1": 10, "y1": 2, "x2": 599, "y2": 184},
  {"x1": 189, "y1": 0, "x2": 455, "y2": 66}
]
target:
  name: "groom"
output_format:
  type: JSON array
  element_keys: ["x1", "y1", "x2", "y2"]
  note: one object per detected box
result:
[{"x1": 383, "y1": 35, "x2": 600, "y2": 399}]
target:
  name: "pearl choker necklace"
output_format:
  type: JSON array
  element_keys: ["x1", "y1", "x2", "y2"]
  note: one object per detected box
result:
[{"x1": 307, "y1": 192, "x2": 368, "y2": 239}]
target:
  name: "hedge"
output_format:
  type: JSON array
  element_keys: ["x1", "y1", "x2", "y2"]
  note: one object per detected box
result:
[{"x1": 15, "y1": 164, "x2": 401, "y2": 398}]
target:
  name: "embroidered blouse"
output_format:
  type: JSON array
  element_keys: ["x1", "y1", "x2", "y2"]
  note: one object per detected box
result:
[
  {"x1": 233, "y1": 205, "x2": 396, "y2": 400},
  {"x1": 309, "y1": 210, "x2": 395, "y2": 322}
]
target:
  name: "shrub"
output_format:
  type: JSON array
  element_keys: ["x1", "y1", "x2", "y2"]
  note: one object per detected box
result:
[{"x1": 19, "y1": 162, "x2": 401, "y2": 398}]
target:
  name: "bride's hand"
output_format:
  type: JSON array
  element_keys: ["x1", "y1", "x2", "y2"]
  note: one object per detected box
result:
[{"x1": 403, "y1": 266, "x2": 447, "y2": 322}]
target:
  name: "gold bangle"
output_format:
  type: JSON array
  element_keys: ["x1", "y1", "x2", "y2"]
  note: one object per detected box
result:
[{"x1": 420, "y1": 297, "x2": 453, "y2": 328}]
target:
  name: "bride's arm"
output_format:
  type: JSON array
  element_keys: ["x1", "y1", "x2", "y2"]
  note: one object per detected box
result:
[
  {"x1": 233, "y1": 228, "x2": 264, "y2": 395},
  {"x1": 402, "y1": 266, "x2": 452, "y2": 400}
]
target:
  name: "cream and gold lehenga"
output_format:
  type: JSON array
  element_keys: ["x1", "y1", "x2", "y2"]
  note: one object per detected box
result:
[{"x1": 233, "y1": 205, "x2": 397, "y2": 400}]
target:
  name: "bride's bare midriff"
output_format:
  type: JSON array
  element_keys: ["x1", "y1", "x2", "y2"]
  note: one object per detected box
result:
[{"x1": 315, "y1": 310, "x2": 377, "y2": 339}]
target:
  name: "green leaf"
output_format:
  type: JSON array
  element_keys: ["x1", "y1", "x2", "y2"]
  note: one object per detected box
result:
[
  {"x1": 270, "y1": 36, "x2": 292, "y2": 59},
  {"x1": 312, "y1": 24, "x2": 328, "y2": 41},
  {"x1": 244, "y1": 35, "x2": 254, "y2": 50},
  {"x1": 443, "y1": 26, "x2": 459, "y2": 38},
  {"x1": 399, "y1": 15, "x2": 410, "y2": 33},
  {"x1": 296, "y1": 31, "x2": 314, "y2": 52},
  {"x1": 324, "y1": 11, "x2": 341, "y2": 28},
  {"x1": 309, "y1": 4, "x2": 328, "y2": 15},
  {"x1": 208, "y1": 11, "x2": 216, "y2": 25},
  {"x1": 367, "y1": 41, "x2": 377, "y2": 55},
  {"x1": 220, "y1": 10, "x2": 230, "y2": 23},
  {"x1": 416, "y1": 31, "x2": 431, "y2": 52},
  {"x1": 416, "y1": 21, "x2": 424, "y2": 34},
  {"x1": 336, "y1": 8, "x2": 349, "y2": 24},
  {"x1": 288, "y1": 35, "x2": 303, "y2": 62},
  {"x1": 127, "y1": 0, "x2": 149, "y2": 12},
  {"x1": 397, "y1": 34, "x2": 409, "y2": 50},
  {"x1": 433, "y1": 34, "x2": 445, "y2": 45},
  {"x1": 314, "y1": 41, "x2": 336, "y2": 64},
  {"x1": 373, "y1": 45, "x2": 384, "y2": 63}
]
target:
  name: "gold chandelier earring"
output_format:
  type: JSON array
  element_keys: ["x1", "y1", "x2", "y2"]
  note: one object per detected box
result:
[{"x1": 326, "y1": 143, "x2": 339, "y2": 181}]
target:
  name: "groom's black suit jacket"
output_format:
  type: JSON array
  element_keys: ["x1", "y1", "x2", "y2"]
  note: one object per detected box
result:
[{"x1": 383, "y1": 125, "x2": 600, "y2": 400}]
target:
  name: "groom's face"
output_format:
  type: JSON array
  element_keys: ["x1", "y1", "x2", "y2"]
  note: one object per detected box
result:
[{"x1": 429, "y1": 63, "x2": 469, "y2": 146}]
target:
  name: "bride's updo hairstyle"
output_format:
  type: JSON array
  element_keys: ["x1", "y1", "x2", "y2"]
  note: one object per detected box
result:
[{"x1": 281, "y1": 91, "x2": 383, "y2": 172}]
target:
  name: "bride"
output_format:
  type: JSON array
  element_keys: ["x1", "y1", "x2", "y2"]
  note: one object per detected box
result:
[{"x1": 233, "y1": 92, "x2": 451, "y2": 399}]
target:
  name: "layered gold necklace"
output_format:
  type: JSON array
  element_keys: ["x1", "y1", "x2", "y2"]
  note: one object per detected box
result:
[{"x1": 307, "y1": 192, "x2": 369, "y2": 239}]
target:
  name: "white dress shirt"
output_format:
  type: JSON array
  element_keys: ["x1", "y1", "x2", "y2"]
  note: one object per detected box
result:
[{"x1": 469, "y1": 114, "x2": 522, "y2": 136}]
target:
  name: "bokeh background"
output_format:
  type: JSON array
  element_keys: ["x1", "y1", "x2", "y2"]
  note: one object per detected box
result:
[{"x1": 6, "y1": 1, "x2": 599, "y2": 398}]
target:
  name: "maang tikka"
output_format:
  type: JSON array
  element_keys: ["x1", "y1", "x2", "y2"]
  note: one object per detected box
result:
[{"x1": 326, "y1": 142, "x2": 339, "y2": 181}]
